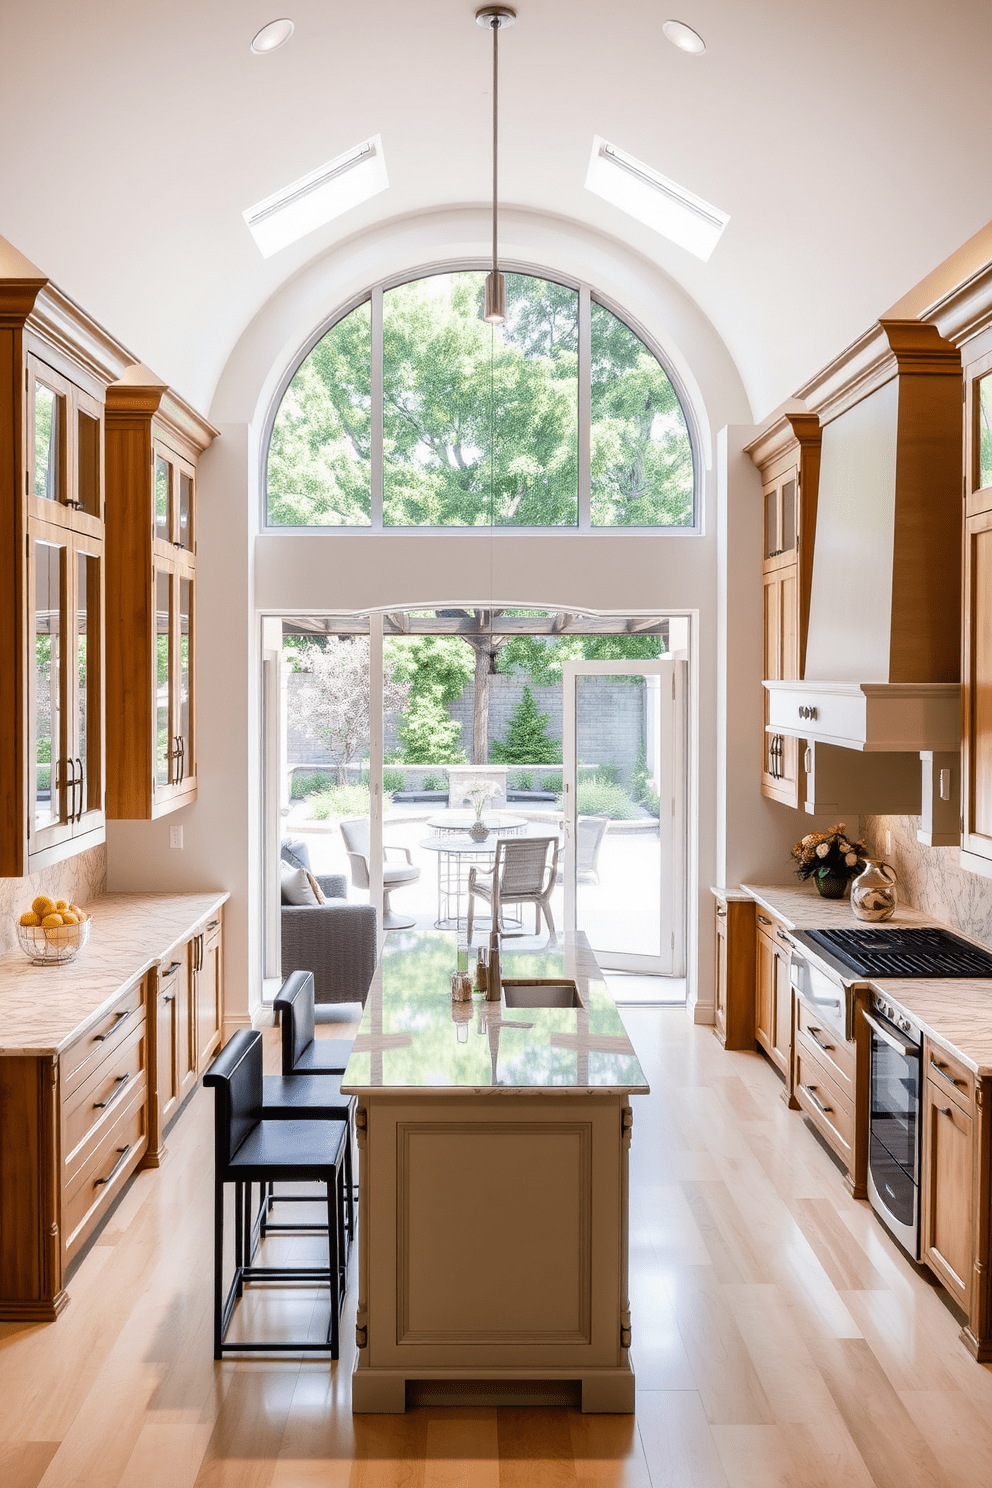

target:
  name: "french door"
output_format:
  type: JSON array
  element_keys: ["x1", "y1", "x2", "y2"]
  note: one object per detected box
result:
[{"x1": 561, "y1": 659, "x2": 686, "y2": 975}]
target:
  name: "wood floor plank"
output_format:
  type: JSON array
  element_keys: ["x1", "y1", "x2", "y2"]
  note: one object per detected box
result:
[
  {"x1": 349, "y1": 1413, "x2": 429, "y2": 1488},
  {"x1": 116, "y1": 1422, "x2": 216, "y2": 1488},
  {"x1": 898, "y1": 1388, "x2": 992, "y2": 1486},
  {"x1": 0, "y1": 1443, "x2": 60, "y2": 1488},
  {"x1": 568, "y1": 1408, "x2": 652, "y2": 1488},
  {"x1": 495, "y1": 1407, "x2": 577, "y2": 1487},
  {"x1": 661, "y1": 1268, "x2": 775, "y2": 1426},
  {"x1": 634, "y1": 1389, "x2": 729, "y2": 1488},
  {"x1": 423, "y1": 1408, "x2": 499, "y2": 1488},
  {"x1": 787, "y1": 1198, "x2": 888, "y2": 1293},
  {"x1": 193, "y1": 1366, "x2": 300, "y2": 1488}
]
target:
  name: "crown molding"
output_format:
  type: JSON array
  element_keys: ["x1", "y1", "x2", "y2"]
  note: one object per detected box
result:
[{"x1": 796, "y1": 318, "x2": 960, "y2": 425}]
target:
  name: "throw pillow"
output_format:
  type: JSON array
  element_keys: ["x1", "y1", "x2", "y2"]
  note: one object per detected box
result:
[
  {"x1": 280, "y1": 862, "x2": 318, "y2": 906},
  {"x1": 304, "y1": 870, "x2": 326, "y2": 904}
]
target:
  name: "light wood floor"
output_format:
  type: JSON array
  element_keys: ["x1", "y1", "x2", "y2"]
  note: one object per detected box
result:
[{"x1": 3, "y1": 1007, "x2": 992, "y2": 1487}]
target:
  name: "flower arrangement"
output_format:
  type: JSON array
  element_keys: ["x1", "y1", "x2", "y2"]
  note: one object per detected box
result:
[
  {"x1": 467, "y1": 786, "x2": 496, "y2": 821},
  {"x1": 791, "y1": 823, "x2": 866, "y2": 886}
]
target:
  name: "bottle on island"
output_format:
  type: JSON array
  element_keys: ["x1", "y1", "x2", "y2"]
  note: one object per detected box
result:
[{"x1": 486, "y1": 925, "x2": 501, "y2": 1001}]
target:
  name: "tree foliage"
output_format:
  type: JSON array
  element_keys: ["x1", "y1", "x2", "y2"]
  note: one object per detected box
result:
[
  {"x1": 294, "y1": 638, "x2": 409, "y2": 784},
  {"x1": 497, "y1": 632, "x2": 666, "y2": 685},
  {"x1": 398, "y1": 687, "x2": 466, "y2": 765},
  {"x1": 490, "y1": 686, "x2": 562, "y2": 765},
  {"x1": 265, "y1": 273, "x2": 693, "y2": 528}
]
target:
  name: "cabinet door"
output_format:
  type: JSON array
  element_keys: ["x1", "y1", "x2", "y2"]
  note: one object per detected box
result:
[
  {"x1": 156, "y1": 965, "x2": 182, "y2": 1130},
  {"x1": 176, "y1": 945, "x2": 197, "y2": 1103},
  {"x1": 771, "y1": 946, "x2": 793, "y2": 1082},
  {"x1": 151, "y1": 560, "x2": 195, "y2": 808},
  {"x1": 963, "y1": 508, "x2": 992, "y2": 864},
  {"x1": 762, "y1": 467, "x2": 799, "y2": 572},
  {"x1": 70, "y1": 535, "x2": 104, "y2": 837},
  {"x1": 762, "y1": 566, "x2": 800, "y2": 807},
  {"x1": 714, "y1": 910, "x2": 727, "y2": 1043},
  {"x1": 152, "y1": 443, "x2": 196, "y2": 557},
  {"x1": 966, "y1": 356, "x2": 992, "y2": 519},
  {"x1": 922, "y1": 1080, "x2": 974, "y2": 1310},
  {"x1": 755, "y1": 931, "x2": 774, "y2": 1055},
  {"x1": 195, "y1": 921, "x2": 223, "y2": 1074},
  {"x1": 28, "y1": 524, "x2": 73, "y2": 856}
]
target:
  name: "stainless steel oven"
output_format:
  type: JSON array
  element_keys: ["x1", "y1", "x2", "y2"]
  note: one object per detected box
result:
[{"x1": 864, "y1": 995, "x2": 922, "y2": 1257}]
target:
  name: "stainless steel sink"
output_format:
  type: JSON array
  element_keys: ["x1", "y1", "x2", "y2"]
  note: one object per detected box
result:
[{"x1": 501, "y1": 979, "x2": 581, "y2": 1009}]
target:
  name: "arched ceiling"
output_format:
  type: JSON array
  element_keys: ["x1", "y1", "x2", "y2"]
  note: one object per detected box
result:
[{"x1": 2, "y1": 0, "x2": 990, "y2": 422}]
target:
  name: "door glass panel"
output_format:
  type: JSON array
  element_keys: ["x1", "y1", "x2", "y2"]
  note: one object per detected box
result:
[
  {"x1": 156, "y1": 569, "x2": 171, "y2": 786},
  {"x1": 764, "y1": 488, "x2": 777, "y2": 558},
  {"x1": 155, "y1": 456, "x2": 171, "y2": 542},
  {"x1": 34, "y1": 384, "x2": 62, "y2": 502},
  {"x1": 780, "y1": 478, "x2": 796, "y2": 551},
  {"x1": 979, "y1": 372, "x2": 992, "y2": 492},
  {"x1": 178, "y1": 471, "x2": 192, "y2": 549},
  {"x1": 77, "y1": 410, "x2": 101, "y2": 518},
  {"x1": 573, "y1": 672, "x2": 661, "y2": 960},
  {"x1": 34, "y1": 540, "x2": 64, "y2": 829},
  {"x1": 178, "y1": 576, "x2": 191, "y2": 781},
  {"x1": 76, "y1": 550, "x2": 101, "y2": 812}
]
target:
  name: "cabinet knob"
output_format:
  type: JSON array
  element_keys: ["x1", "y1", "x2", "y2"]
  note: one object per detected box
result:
[{"x1": 798, "y1": 705, "x2": 818, "y2": 722}]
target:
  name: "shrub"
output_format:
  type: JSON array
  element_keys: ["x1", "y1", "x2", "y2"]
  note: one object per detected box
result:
[
  {"x1": 557, "y1": 780, "x2": 639, "y2": 820},
  {"x1": 644, "y1": 791, "x2": 660, "y2": 818},
  {"x1": 541, "y1": 771, "x2": 562, "y2": 792},
  {"x1": 308, "y1": 784, "x2": 393, "y2": 821},
  {"x1": 398, "y1": 687, "x2": 466, "y2": 765},
  {"x1": 421, "y1": 771, "x2": 448, "y2": 791},
  {"x1": 631, "y1": 748, "x2": 650, "y2": 802},
  {"x1": 382, "y1": 768, "x2": 406, "y2": 793},
  {"x1": 490, "y1": 686, "x2": 562, "y2": 765},
  {"x1": 291, "y1": 768, "x2": 334, "y2": 798},
  {"x1": 509, "y1": 770, "x2": 534, "y2": 791}
]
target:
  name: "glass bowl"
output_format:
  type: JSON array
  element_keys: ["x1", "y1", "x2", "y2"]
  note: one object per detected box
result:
[{"x1": 16, "y1": 916, "x2": 91, "y2": 966}]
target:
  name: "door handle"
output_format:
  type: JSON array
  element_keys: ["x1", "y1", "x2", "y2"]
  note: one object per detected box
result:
[{"x1": 75, "y1": 756, "x2": 84, "y2": 822}]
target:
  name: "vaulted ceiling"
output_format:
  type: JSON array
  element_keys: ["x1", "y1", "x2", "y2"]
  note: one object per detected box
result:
[{"x1": 3, "y1": 0, "x2": 990, "y2": 421}]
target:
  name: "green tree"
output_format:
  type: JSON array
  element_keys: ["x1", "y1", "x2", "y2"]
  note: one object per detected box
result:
[
  {"x1": 398, "y1": 686, "x2": 466, "y2": 765},
  {"x1": 490, "y1": 686, "x2": 562, "y2": 765},
  {"x1": 497, "y1": 632, "x2": 666, "y2": 683}
]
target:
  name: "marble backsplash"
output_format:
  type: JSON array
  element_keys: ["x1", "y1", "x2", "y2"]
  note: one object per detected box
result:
[
  {"x1": 0, "y1": 846, "x2": 107, "y2": 956},
  {"x1": 861, "y1": 815, "x2": 992, "y2": 948}
]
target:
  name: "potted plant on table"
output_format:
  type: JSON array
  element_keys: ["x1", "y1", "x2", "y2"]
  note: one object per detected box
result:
[
  {"x1": 467, "y1": 787, "x2": 496, "y2": 841},
  {"x1": 791, "y1": 823, "x2": 866, "y2": 898}
]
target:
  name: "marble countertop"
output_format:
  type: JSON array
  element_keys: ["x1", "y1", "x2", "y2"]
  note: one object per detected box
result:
[
  {"x1": 741, "y1": 882, "x2": 992, "y2": 1077},
  {"x1": 341, "y1": 930, "x2": 649, "y2": 1095},
  {"x1": 0, "y1": 891, "x2": 229, "y2": 1057}
]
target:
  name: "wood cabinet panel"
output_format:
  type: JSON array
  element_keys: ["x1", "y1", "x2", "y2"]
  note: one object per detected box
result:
[
  {"x1": 962, "y1": 510, "x2": 992, "y2": 862},
  {"x1": 63, "y1": 1081, "x2": 147, "y2": 1264},
  {"x1": 794, "y1": 1042, "x2": 854, "y2": 1166},
  {"x1": 62, "y1": 1019, "x2": 146, "y2": 1173},
  {"x1": 922, "y1": 1077, "x2": 974, "y2": 1311},
  {"x1": 795, "y1": 997, "x2": 855, "y2": 1096},
  {"x1": 712, "y1": 893, "x2": 754, "y2": 1050},
  {"x1": 756, "y1": 924, "x2": 791, "y2": 1083}
]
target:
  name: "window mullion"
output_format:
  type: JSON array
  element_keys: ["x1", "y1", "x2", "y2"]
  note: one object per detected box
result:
[
  {"x1": 371, "y1": 287, "x2": 384, "y2": 529},
  {"x1": 578, "y1": 285, "x2": 591, "y2": 530}
]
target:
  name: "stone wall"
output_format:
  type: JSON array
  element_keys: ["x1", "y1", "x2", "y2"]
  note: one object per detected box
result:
[{"x1": 286, "y1": 673, "x2": 648, "y2": 786}]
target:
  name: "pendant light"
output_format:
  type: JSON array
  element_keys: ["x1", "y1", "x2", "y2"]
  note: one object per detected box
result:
[{"x1": 476, "y1": 6, "x2": 515, "y2": 323}]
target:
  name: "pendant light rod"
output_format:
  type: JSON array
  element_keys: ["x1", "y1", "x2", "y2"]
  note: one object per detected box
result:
[{"x1": 476, "y1": 7, "x2": 514, "y2": 324}]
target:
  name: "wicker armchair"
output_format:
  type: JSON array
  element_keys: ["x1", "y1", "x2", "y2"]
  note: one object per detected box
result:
[{"x1": 280, "y1": 840, "x2": 376, "y2": 1005}]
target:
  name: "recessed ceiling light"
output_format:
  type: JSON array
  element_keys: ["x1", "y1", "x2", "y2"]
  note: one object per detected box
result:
[
  {"x1": 585, "y1": 136, "x2": 728, "y2": 261},
  {"x1": 243, "y1": 136, "x2": 389, "y2": 257},
  {"x1": 662, "y1": 19, "x2": 706, "y2": 54},
  {"x1": 251, "y1": 18, "x2": 295, "y2": 54}
]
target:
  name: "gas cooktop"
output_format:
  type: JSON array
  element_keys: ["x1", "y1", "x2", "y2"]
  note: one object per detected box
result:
[{"x1": 801, "y1": 926, "x2": 992, "y2": 979}]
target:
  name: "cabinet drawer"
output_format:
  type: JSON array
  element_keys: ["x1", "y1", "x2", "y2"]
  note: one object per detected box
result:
[
  {"x1": 926, "y1": 1043, "x2": 974, "y2": 1113},
  {"x1": 754, "y1": 909, "x2": 786, "y2": 939},
  {"x1": 61, "y1": 979, "x2": 146, "y2": 1099},
  {"x1": 63, "y1": 1082, "x2": 148, "y2": 1263},
  {"x1": 794, "y1": 1043, "x2": 854, "y2": 1167},
  {"x1": 796, "y1": 998, "x2": 855, "y2": 1094},
  {"x1": 63, "y1": 1019, "x2": 147, "y2": 1176}
]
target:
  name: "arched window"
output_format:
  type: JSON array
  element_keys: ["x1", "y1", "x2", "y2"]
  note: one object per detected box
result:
[{"x1": 265, "y1": 270, "x2": 695, "y2": 530}]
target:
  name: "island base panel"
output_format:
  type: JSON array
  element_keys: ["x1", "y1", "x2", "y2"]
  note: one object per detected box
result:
[{"x1": 351, "y1": 1363, "x2": 635, "y2": 1414}]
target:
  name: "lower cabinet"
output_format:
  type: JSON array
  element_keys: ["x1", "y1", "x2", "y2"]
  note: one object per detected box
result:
[
  {"x1": 755, "y1": 915, "x2": 793, "y2": 1088},
  {"x1": 920, "y1": 1040, "x2": 985, "y2": 1333},
  {"x1": 147, "y1": 907, "x2": 225, "y2": 1167},
  {"x1": 712, "y1": 891, "x2": 755, "y2": 1050}
]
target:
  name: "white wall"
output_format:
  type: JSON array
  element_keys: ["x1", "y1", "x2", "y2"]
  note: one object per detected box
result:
[{"x1": 108, "y1": 207, "x2": 759, "y2": 1028}]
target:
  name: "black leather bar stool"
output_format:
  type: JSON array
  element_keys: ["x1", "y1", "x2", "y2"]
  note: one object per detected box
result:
[
  {"x1": 274, "y1": 970, "x2": 355, "y2": 1076},
  {"x1": 251, "y1": 1071, "x2": 357, "y2": 1258},
  {"x1": 203, "y1": 1030, "x2": 348, "y2": 1358}
]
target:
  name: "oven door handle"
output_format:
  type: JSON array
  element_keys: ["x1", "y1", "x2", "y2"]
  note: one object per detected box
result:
[{"x1": 862, "y1": 1009, "x2": 917, "y2": 1058}]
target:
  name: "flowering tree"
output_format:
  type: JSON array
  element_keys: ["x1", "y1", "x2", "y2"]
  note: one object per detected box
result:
[{"x1": 295, "y1": 638, "x2": 409, "y2": 784}]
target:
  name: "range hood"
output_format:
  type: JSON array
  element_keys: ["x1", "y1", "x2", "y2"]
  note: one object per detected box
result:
[{"x1": 766, "y1": 319, "x2": 962, "y2": 755}]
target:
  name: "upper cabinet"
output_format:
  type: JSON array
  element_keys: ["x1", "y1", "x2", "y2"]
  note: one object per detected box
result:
[
  {"x1": 931, "y1": 266, "x2": 992, "y2": 874},
  {"x1": 104, "y1": 377, "x2": 217, "y2": 819},
  {"x1": 0, "y1": 259, "x2": 131, "y2": 876},
  {"x1": 745, "y1": 412, "x2": 821, "y2": 808}
]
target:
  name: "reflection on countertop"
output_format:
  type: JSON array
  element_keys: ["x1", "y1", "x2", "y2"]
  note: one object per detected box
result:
[{"x1": 341, "y1": 930, "x2": 649, "y2": 1094}]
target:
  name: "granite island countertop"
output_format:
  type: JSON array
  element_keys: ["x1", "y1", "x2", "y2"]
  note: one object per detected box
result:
[
  {"x1": 0, "y1": 891, "x2": 229, "y2": 1057},
  {"x1": 741, "y1": 882, "x2": 992, "y2": 1077},
  {"x1": 341, "y1": 929, "x2": 649, "y2": 1095}
]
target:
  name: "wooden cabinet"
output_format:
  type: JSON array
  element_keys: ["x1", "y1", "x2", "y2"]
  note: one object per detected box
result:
[
  {"x1": 745, "y1": 414, "x2": 821, "y2": 809},
  {"x1": 146, "y1": 907, "x2": 225, "y2": 1167},
  {"x1": 793, "y1": 993, "x2": 859, "y2": 1176},
  {"x1": 755, "y1": 911, "x2": 793, "y2": 1085},
  {"x1": 104, "y1": 378, "x2": 216, "y2": 819},
  {"x1": 961, "y1": 346, "x2": 992, "y2": 872},
  {"x1": 712, "y1": 891, "x2": 755, "y2": 1049},
  {"x1": 0, "y1": 266, "x2": 129, "y2": 875}
]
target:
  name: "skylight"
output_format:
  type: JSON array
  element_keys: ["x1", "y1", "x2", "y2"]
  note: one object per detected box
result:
[
  {"x1": 585, "y1": 136, "x2": 728, "y2": 261},
  {"x1": 243, "y1": 136, "x2": 388, "y2": 257}
]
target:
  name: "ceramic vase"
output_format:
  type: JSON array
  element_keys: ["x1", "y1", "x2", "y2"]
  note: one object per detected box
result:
[
  {"x1": 469, "y1": 820, "x2": 489, "y2": 842},
  {"x1": 851, "y1": 860, "x2": 898, "y2": 921}
]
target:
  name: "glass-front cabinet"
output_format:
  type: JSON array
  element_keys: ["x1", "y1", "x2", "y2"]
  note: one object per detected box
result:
[
  {"x1": 104, "y1": 380, "x2": 215, "y2": 819},
  {"x1": 0, "y1": 267, "x2": 126, "y2": 876}
]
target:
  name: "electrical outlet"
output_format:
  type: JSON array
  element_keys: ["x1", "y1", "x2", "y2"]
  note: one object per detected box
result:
[
  {"x1": 170, "y1": 825, "x2": 184, "y2": 850},
  {"x1": 885, "y1": 829, "x2": 892, "y2": 856}
]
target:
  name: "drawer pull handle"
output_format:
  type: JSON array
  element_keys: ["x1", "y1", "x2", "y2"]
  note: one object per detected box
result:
[
  {"x1": 806, "y1": 1086, "x2": 832, "y2": 1115},
  {"x1": 93, "y1": 1008, "x2": 135, "y2": 1042},
  {"x1": 938, "y1": 1106, "x2": 955, "y2": 1118},
  {"x1": 94, "y1": 1144, "x2": 132, "y2": 1188},
  {"x1": 776, "y1": 929, "x2": 792, "y2": 944},
  {"x1": 932, "y1": 1059, "x2": 967, "y2": 1087},
  {"x1": 206, "y1": 919, "x2": 219, "y2": 931},
  {"x1": 807, "y1": 1026, "x2": 834, "y2": 1053},
  {"x1": 162, "y1": 993, "x2": 175, "y2": 1005},
  {"x1": 715, "y1": 907, "x2": 727, "y2": 919},
  {"x1": 757, "y1": 915, "x2": 771, "y2": 925},
  {"x1": 93, "y1": 1073, "x2": 130, "y2": 1110},
  {"x1": 160, "y1": 961, "x2": 182, "y2": 980}
]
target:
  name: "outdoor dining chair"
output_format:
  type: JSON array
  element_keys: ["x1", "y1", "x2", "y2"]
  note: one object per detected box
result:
[{"x1": 466, "y1": 834, "x2": 559, "y2": 942}]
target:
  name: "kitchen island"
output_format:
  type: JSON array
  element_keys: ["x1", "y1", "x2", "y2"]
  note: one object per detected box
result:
[{"x1": 340, "y1": 930, "x2": 648, "y2": 1413}]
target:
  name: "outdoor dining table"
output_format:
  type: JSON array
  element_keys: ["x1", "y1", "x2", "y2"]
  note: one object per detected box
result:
[{"x1": 418, "y1": 816, "x2": 544, "y2": 932}]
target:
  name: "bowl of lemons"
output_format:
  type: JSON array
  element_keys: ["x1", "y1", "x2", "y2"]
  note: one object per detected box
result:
[{"x1": 16, "y1": 897, "x2": 91, "y2": 965}]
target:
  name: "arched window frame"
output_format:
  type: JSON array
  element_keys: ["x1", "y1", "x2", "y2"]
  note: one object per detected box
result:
[{"x1": 261, "y1": 259, "x2": 701, "y2": 535}]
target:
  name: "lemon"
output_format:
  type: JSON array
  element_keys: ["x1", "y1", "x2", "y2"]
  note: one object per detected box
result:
[
  {"x1": 19, "y1": 910, "x2": 40, "y2": 926},
  {"x1": 61, "y1": 912, "x2": 78, "y2": 924},
  {"x1": 41, "y1": 913, "x2": 64, "y2": 927},
  {"x1": 32, "y1": 895, "x2": 56, "y2": 917},
  {"x1": 55, "y1": 899, "x2": 68, "y2": 912}
]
